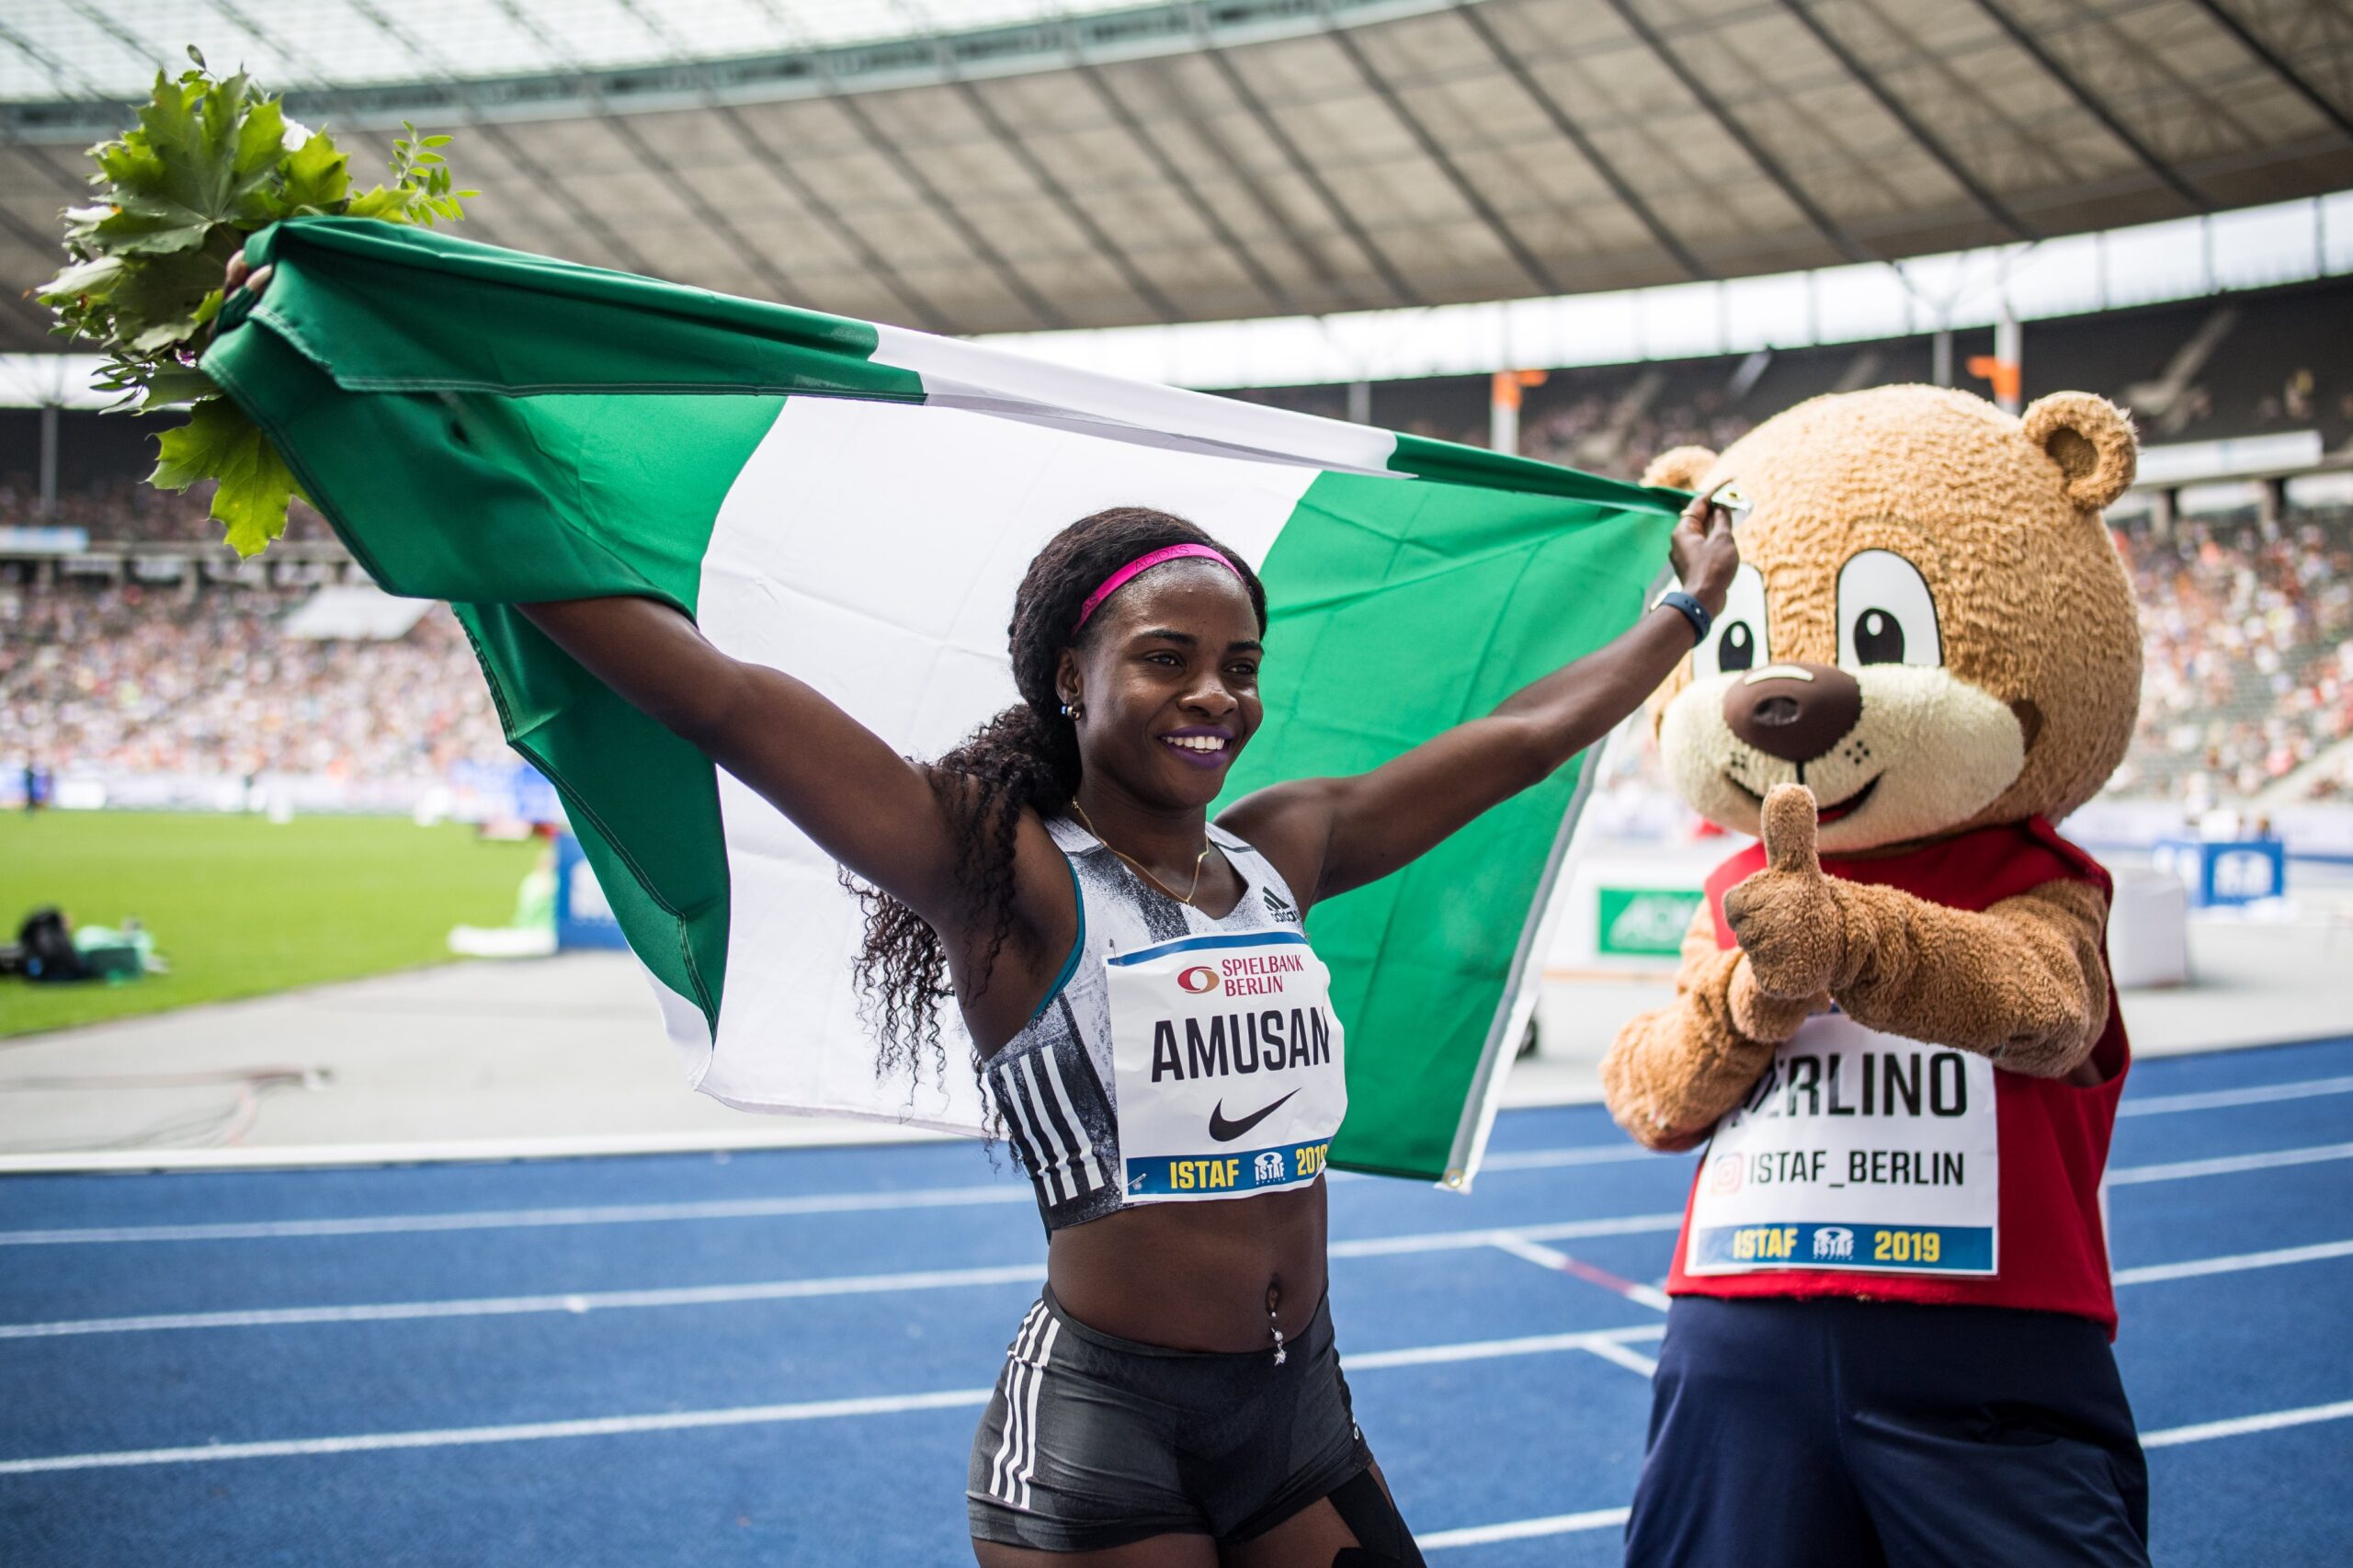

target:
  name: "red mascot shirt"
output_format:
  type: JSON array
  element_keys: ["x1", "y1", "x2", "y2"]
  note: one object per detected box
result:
[{"x1": 1664, "y1": 818, "x2": 2130, "y2": 1334}]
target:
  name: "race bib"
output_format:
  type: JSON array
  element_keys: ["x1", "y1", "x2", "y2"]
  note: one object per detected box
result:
[
  {"x1": 1106, "y1": 930, "x2": 1347, "y2": 1203},
  {"x1": 1687, "y1": 1013, "x2": 1999, "y2": 1277}
]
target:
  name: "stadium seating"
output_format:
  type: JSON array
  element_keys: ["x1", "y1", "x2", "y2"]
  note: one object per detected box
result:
[
  {"x1": 2115, "y1": 511, "x2": 2353, "y2": 808},
  {"x1": 1, "y1": 576, "x2": 508, "y2": 790},
  {"x1": 6, "y1": 279, "x2": 2349, "y2": 809}
]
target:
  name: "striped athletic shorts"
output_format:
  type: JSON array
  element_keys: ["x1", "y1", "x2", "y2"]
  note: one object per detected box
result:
[{"x1": 967, "y1": 1286, "x2": 1371, "y2": 1552}]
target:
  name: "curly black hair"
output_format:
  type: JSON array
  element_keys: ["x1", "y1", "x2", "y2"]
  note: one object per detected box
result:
[{"x1": 845, "y1": 505, "x2": 1269, "y2": 1098}]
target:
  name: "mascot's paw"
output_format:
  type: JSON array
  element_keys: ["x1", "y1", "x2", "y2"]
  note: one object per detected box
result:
[
  {"x1": 1728, "y1": 958, "x2": 1828, "y2": 1043},
  {"x1": 1723, "y1": 785, "x2": 1847, "y2": 1000}
]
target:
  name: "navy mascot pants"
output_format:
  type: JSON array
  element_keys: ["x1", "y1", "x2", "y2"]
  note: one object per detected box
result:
[{"x1": 1624, "y1": 1296, "x2": 2150, "y2": 1567}]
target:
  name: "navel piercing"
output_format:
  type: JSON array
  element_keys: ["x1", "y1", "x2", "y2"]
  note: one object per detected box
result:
[{"x1": 1269, "y1": 1305, "x2": 1287, "y2": 1367}]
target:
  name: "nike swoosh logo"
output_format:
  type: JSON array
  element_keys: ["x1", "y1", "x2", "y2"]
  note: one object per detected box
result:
[{"x1": 1209, "y1": 1088, "x2": 1301, "y2": 1142}]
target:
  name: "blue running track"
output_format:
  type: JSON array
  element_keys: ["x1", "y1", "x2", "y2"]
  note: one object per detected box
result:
[{"x1": 3, "y1": 1037, "x2": 2350, "y2": 1565}]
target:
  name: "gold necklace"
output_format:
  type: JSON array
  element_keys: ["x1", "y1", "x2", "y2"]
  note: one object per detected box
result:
[{"x1": 1069, "y1": 801, "x2": 1213, "y2": 907}]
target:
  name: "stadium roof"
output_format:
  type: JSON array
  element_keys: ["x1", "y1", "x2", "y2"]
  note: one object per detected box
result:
[{"x1": 4, "y1": 0, "x2": 2353, "y2": 350}]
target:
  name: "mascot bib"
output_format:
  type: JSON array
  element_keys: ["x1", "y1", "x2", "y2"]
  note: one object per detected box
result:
[{"x1": 1685, "y1": 1014, "x2": 2000, "y2": 1277}]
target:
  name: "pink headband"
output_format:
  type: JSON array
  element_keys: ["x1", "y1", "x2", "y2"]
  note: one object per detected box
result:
[{"x1": 1073, "y1": 543, "x2": 1241, "y2": 632}]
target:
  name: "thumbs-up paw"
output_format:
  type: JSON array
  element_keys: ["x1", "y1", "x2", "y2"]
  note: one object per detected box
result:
[{"x1": 1722, "y1": 784, "x2": 1846, "y2": 1000}]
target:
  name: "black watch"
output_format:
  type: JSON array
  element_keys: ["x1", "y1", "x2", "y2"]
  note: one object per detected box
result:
[{"x1": 1653, "y1": 589, "x2": 1712, "y2": 646}]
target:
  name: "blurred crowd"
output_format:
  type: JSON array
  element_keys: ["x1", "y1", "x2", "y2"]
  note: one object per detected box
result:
[
  {"x1": 0, "y1": 472, "x2": 334, "y2": 544},
  {"x1": 6, "y1": 449, "x2": 2353, "y2": 808},
  {"x1": 2114, "y1": 514, "x2": 2353, "y2": 807},
  {"x1": 1, "y1": 578, "x2": 507, "y2": 784},
  {"x1": 9, "y1": 515, "x2": 2350, "y2": 807}
]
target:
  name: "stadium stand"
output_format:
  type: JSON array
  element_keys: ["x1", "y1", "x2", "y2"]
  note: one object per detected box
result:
[
  {"x1": 1, "y1": 576, "x2": 509, "y2": 792},
  {"x1": 6, "y1": 280, "x2": 2351, "y2": 809},
  {"x1": 2116, "y1": 512, "x2": 2353, "y2": 808},
  {"x1": 1233, "y1": 279, "x2": 2353, "y2": 478}
]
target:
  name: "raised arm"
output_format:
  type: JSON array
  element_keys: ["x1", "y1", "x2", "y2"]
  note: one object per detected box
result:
[
  {"x1": 1222, "y1": 488, "x2": 1739, "y2": 905},
  {"x1": 518, "y1": 597, "x2": 1030, "y2": 948}
]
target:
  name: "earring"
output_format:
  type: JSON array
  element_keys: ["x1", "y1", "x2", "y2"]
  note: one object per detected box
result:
[{"x1": 1062, "y1": 701, "x2": 1084, "y2": 722}]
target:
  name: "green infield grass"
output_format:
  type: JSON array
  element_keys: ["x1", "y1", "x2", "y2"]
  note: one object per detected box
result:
[{"x1": 0, "y1": 812, "x2": 544, "y2": 1038}]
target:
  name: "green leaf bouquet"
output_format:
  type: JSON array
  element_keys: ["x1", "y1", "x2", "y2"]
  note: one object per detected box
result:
[{"x1": 36, "y1": 49, "x2": 474, "y2": 556}]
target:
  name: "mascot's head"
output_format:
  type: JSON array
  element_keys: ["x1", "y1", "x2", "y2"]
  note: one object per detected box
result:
[{"x1": 1646, "y1": 384, "x2": 2144, "y2": 855}]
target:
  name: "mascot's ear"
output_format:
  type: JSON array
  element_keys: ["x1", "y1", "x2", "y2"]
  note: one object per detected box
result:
[
  {"x1": 2022, "y1": 392, "x2": 2136, "y2": 512},
  {"x1": 1642, "y1": 445, "x2": 1719, "y2": 493}
]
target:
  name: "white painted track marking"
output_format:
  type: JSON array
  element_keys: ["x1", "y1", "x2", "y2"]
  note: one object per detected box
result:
[
  {"x1": 1344, "y1": 1324, "x2": 1664, "y2": 1372},
  {"x1": 2112, "y1": 1237, "x2": 2353, "y2": 1286},
  {"x1": 5, "y1": 1077, "x2": 2341, "y2": 1248},
  {"x1": 0, "y1": 1161, "x2": 1623, "y2": 1247},
  {"x1": 1578, "y1": 1339, "x2": 1662, "y2": 1377},
  {"x1": 1413, "y1": 1399, "x2": 2353, "y2": 1553},
  {"x1": 6, "y1": 1202, "x2": 2348, "y2": 1342},
  {"x1": 1422, "y1": 1507, "x2": 1631, "y2": 1550},
  {"x1": 0, "y1": 1324, "x2": 1667, "y2": 1476},
  {"x1": 0, "y1": 1217, "x2": 1686, "y2": 1340},
  {"x1": 0, "y1": 1186, "x2": 1033, "y2": 1246},
  {"x1": 2104, "y1": 1141, "x2": 2353, "y2": 1186},
  {"x1": 0, "y1": 1263, "x2": 1051, "y2": 1340},
  {"x1": 2142, "y1": 1398, "x2": 2353, "y2": 1448},
  {"x1": 2117, "y1": 1074, "x2": 2353, "y2": 1118},
  {"x1": 1487, "y1": 1233, "x2": 1674, "y2": 1311},
  {"x1": 0, "y1": 1388, "x2": 998, "y2": 1476},
  {"x1": 1477, "y1": 1145, "x2": 1657, "y2": 1172},
  {"x1": 1330, "y1": 1214, "x2": 1685, "y2": 1260}
]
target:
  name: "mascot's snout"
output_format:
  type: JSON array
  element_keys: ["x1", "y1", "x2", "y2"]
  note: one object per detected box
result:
[{"x1": 1722, "y1": 665, "x2": 1860, "y2": 764}]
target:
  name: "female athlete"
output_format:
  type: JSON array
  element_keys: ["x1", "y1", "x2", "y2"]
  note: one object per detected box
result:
[{"x1": 228, "y1": 254, "x2": 1739, "y2": 1566}]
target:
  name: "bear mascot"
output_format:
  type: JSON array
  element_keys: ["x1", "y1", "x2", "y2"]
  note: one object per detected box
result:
[{"x1": 1601, "y1": 384, "x2": 2152, "y2": 1567}]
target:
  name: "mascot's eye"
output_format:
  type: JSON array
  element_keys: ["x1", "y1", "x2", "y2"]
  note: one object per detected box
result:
[
  {"x1": 1836, "y1": 550, "x2": 1942, "y2": 669},
  {"x1": 1693, "y1": 563, "x2": 1771, "y2": 679},
  {"x1": 1853, "y1": 609, "x2": 1904, "y2": 665}
]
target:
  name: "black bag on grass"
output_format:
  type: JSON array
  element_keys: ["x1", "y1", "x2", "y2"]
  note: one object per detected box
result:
[{"x1": 17, "y1": 907, "x2": 86, "y2": 983}]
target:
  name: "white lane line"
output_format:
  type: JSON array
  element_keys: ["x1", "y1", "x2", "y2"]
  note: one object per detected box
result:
[
  {"x1": 2105, "y1": 1141, "x2": 2353, "y2": 1186},
  {"x1": 0, "y1": 1160, "x2": 1640, "y2": 1248},
  {"x1": 2113, "y1": 1237, "x2": 2353, "y2": 1287},
  {"x1": 11, "y1": 1203, "x2": 2350, "y2": 1343},
  {"x1": 1478, "y1": 1145, "x2": 1659, "y2": 1172},
  {"x1": 1393, "y1": 1391, "x2": 2353, "y2": 1554},
  {"x1": 1347, "y1": 1324, "x2": 1665, "y2": 1372},
  {"x1": 0, "y1": 1387, "x2": 999, "y2": 1476},
  {"x1": 1580, "y1": 1339, "x2": 1661, "y2": 1377},
  {"x1": 1408, "y1": 1394, "x2": 2353, "y2": 1553},
  {"x1": 2119, "y1": 1074, "x2": 2353, "y2": 1118},
  {"x1": 0, "y1": 1324, "x2": 1666, "y2": 1477},
  {"x1": 1331, "y1": 1214, "x2": 1686, "y2": 1261},
  {"x1": 1422, "y1": 1507, "x2": 1631, "y2": 1550},
  {"x1": 0, "y1": 1264, "x2": 1049, "y2": 1341},
  {"x1": 1402, "y1": 1393, "x2": 2353, "y2": 1553},
  {"x1": 9, "y1": 1096, "x2": 2338, "y2": 1250},
  {"x1": 2143, "y1": 1398, "x2": 2353, "y2": 1448},
  {"x1": 0, "y1": 1185, "x2": 1035, "y2": 1247},
  {"x1": 1487, "y1": 1234, "x2": 1674, "y2": 1312},
  {"x1": 0, "y1": 1217, "x2": 1688, "y2": 1341}
]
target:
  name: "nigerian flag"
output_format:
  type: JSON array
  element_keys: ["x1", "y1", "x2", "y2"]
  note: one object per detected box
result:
[{"x1": 202, "y1": 217, "x2": 1679, "y2": 1186}]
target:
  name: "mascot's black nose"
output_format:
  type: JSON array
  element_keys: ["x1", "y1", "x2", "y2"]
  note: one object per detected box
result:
[{"x1": 1722, "y1": 662, "x2": 1863, "y2": 763}]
